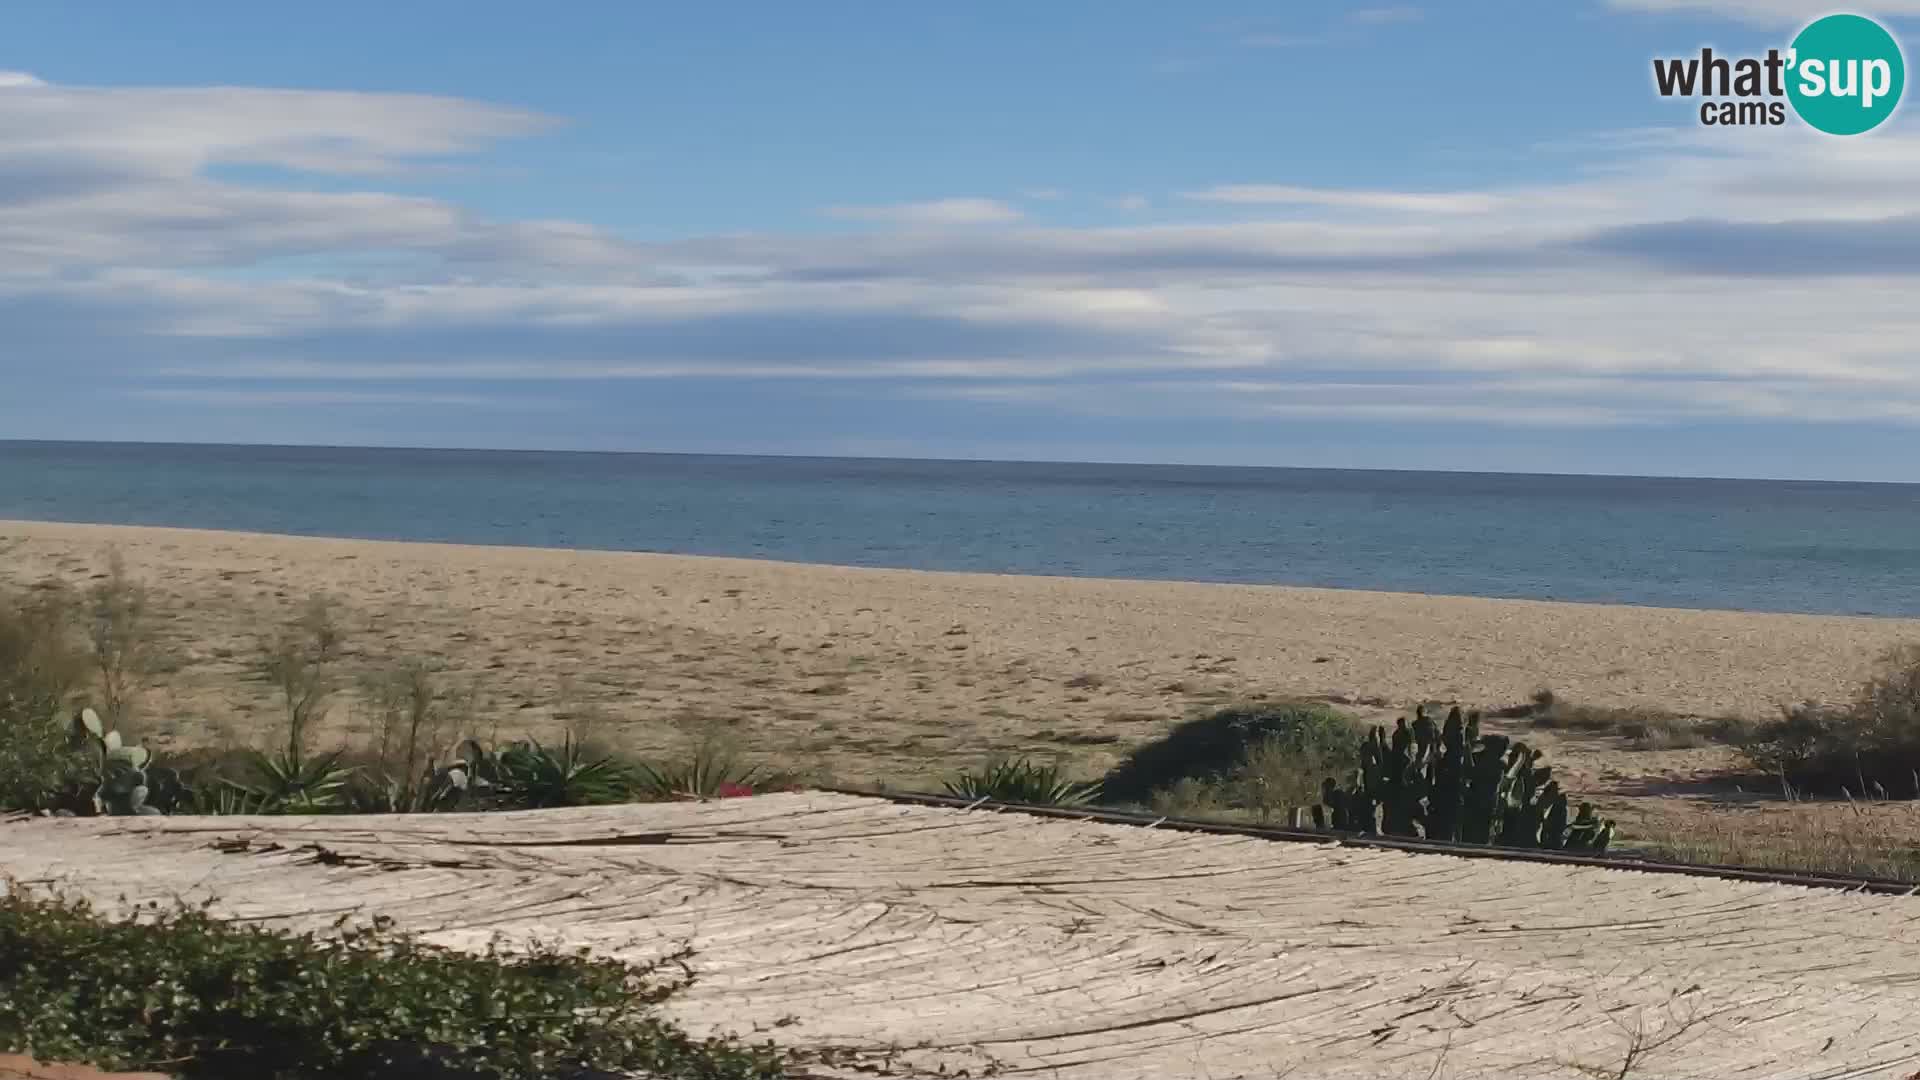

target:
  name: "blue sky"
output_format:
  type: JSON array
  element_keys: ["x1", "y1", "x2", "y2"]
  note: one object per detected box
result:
[{"x1": 4, "y1": 1, "x2": 1920, "y2": 480}]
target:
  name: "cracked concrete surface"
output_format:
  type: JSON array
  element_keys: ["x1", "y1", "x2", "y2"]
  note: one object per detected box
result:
[{"x1": 8, "y1": 793, "x2": 1920, "y2": 1078}]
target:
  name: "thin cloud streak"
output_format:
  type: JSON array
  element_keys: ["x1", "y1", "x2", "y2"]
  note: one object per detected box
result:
[
  {"x1": 822, "y1": 198, "x2": 1023, "y2": 226},
  {"x1": 4, "y1": 71, "x2": 1920, "y2": 443}
]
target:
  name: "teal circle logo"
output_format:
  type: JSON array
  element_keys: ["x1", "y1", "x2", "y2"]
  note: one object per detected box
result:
[{"x1": 1787, "y1": 13, "x2": 1905, "y2": 135}]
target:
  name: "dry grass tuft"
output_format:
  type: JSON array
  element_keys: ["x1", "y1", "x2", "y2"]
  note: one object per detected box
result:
[
  {"x1": 1628, "y1": 800, "x2": 1920, "y2": 883},
  {"x1": 1525, "y1": 692, "x2": 1751, "y2": 751}
]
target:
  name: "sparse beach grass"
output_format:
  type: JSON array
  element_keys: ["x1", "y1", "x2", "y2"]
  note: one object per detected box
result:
[{"x1": 8, "y1": 518, "x2": 1920, "y2": 883}]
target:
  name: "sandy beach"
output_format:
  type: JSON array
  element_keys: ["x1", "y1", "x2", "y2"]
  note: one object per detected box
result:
[{"x1": 5, "y1": 517, "x2": 1918, "y2": 797}]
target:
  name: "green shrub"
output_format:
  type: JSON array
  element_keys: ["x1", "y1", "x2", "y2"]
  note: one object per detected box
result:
[
  {"x1": 944, "y1": 756, "x2": 1101, "y2": 806},
  {"x1": 0, "y1": 886, "x2": 785, "y2": 1080},
  {"x1": 1740, "y1": 645, "x2": 1920, "y2": 797},
  {"x1": 1146, "y1": 775, "x2": 1228, "y2": 818},
  {"x1": 1101, "y1": 702, "x2": 1361, "y2": 805},
  {"x1": 382, "y1": 736, "x2": 638, "y2": 812},
  {"x1": 1229, "y1": 732, "x2": 1354, "y2": 823},
  {"x1": 494, "y1": 736, "x2": 634, "y2": 808}
]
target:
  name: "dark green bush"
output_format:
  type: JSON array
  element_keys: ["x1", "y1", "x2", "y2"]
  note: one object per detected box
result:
[
  {"x1": 1101, "y1": 702, "x2": 1361, "y2": 805},
  {"x1": 491, "y1": 736, "x2": 634, "y2": 808},
  {"x1": 0, "y1": 887, "x2": 785, "y2": 1080},
  {"x1": 174, "y1": 736, "x2": 643, "y2": 816}
]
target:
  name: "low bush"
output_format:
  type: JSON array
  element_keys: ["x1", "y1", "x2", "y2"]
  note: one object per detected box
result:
[
  {"x1": 1739, "y1": 645, "x2": 1920, "y2": 796},
  {"x1": 1101, "y1": 702, "x2": 1360, "y2": 806},
  {"x1": 0, "y1": 887, "x2": 785, "y2": 1080}
]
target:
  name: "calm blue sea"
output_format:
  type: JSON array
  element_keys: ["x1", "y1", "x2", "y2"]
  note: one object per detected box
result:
[{"x1": 2, "y1": 440, "x2": 1917, "y2": 618}]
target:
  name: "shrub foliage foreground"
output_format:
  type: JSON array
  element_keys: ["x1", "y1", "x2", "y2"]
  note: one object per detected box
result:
[{"x1": 0, "y1": 888, "x2": 787, "y2": 1080}]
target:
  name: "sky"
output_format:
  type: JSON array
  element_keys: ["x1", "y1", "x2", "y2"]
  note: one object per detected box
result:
[{"x1": 4, "y1": 1, "x2": 1920, "y2": 480}]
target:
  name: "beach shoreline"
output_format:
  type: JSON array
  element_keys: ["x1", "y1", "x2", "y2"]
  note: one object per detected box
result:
[
  {"x1": 4, "y1": 514, "x2": 1914, "y2": 622},
  {"x1": 5, "y1": 517, "x2": 1918, "y2": 794}
]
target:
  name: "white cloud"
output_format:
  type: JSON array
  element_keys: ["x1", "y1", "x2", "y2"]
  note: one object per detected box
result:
[
  {"x1": 1606, "y1": 0, "x2": 1920, "y2": 24},
  {"x1": 0, "y1": 71, "x2": 45, "y2": 88},
  {"x1": 1181, "y1": 184, "x2": 1502, "y2": 214},
  {"x1": 1106, "y1": 194, "x2": 1150, "y2": 212},
  {"x1": 0, "y1": 72, "x2": 566, "y2": 277},
  {"x1": 7, "y1": 70, "x2": 1920, "y2": 445},
  {"x1": 0, "y1": 78, "x2": 548, "y2": 177},
  {"x1": 822, "y1": 198, "x2": 1023, "y2": 226}
]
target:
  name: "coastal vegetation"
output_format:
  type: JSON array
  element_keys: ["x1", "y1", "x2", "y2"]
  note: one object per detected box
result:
[
  {"x1": 0, "y1": 888, "x2": 787, "y2": 1080},
  {"x1": 1518, "y1": 688, "x2": 1752, "y2": 750},
  {"x1": 1310, "y1": 706, "x2": 1615, "y2": 851},
  {"x1": 12, "y1": 553, "x2": 1920, "y2": 1074},
  {"x1": 1099, "y1": 702, "x2": 1361, "y2": 810},
  {"x1": 8, "y1": 561, "x2": 1920, "y2": 859}
]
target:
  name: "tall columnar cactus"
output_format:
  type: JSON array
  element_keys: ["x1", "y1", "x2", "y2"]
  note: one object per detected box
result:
[
  {"x1": 1313, "y1": 705, "x2": 1613, "y2": 853},
  {"x1": 66, "y1": 707, "x2": 182, "y2": 816}
]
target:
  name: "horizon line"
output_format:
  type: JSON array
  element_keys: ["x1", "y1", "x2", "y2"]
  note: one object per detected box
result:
[{"x1": 2, "y1": 436, "x2": 1913, "y2": 489}]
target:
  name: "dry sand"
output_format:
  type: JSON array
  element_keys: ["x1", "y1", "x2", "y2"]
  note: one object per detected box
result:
[
  {"x1": 11, "y1": 511, "x2": 1920, "y2": 807},
  {"x1": 8, "y1": 794, "x2": 1920, "y2": 1078},
  {"x1": 4, "y1": 518, "x2": 1918, "y2": 797}
]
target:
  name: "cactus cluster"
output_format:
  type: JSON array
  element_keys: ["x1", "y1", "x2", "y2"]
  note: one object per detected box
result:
[
  {"x1": 65, "y1": 707, "x2": 185, "y2": 816},
  {"x1": 1312, "y1": 705, "x2": 1613, "y2": 852}
]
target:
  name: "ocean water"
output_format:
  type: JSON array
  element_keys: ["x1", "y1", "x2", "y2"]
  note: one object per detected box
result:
[{"x1": 2, "y1": 440, "x2": 1918, "y2": 618}]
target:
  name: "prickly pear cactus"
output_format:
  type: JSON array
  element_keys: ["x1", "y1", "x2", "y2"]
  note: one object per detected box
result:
[
  {"x1": 65, "y1": 707, "x2": 180, "y2": 816},
  {"x1": 1314, "y1": 705, "x2": 1613, "y2": 853}
]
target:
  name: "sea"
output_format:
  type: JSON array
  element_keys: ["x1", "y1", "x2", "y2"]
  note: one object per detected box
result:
[{"x1": 2, "y1": 440, "x2": 1918, "y2": 618}]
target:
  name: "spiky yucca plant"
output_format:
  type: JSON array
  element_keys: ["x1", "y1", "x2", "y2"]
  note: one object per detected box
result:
[
  {"x1": 225, "y1": 747, "x2": 355, "y2": 813},
  {"x1": 631, "y1": 738, "x2": 767, "y2": 801},
  {"x1": 944, "y1": 756, "x2": 1102, "y2": 807},
  {"x1": 497, "y1": 736, "x2": 632, "y2": 808}
]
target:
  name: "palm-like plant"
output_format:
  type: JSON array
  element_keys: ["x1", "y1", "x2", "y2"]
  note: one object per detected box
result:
[
  {"x1": 944, "y1": 756, "x2": 1102, "y2": 807},
  {"x1": 227, "y1": 748, "x2": 356, "y2": 813},
  {"x1": 494, "y1": 736, "x2": 631, "y2": 808},
  {"x1": 630, "y1": 738, "x2": 767, "y2": 801}
]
